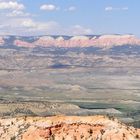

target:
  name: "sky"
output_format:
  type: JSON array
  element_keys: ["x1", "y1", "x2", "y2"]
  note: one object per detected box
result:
[{"x1": 0, "y1": 0, "x2": 140, "y2": 37}]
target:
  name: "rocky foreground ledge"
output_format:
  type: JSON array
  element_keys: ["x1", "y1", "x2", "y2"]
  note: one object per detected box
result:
[{"x1": 0, "y1": 116, "x2": 139, "y2": 140}]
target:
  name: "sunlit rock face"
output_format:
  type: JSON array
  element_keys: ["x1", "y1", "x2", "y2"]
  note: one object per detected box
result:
[
  {"x1": 1, "y1": 34, "x2": 140, "y2": 48},
  {"x1": 55, "y1": 36, "x2": 65, "y2": 47},
  {"x1": 14, "y1": 40, "x2": 35, "y2": 48},
  {"x1": 0, "y1": 116, "x2": 139, "y2": 140},
  {"x1": 68, "y1": 36, "x2": 90, "y2": 47},
  {"x1": 0, "y1": 37, "x2": 5, "y2": 46},
  {"x1": 34, "y1": 36, "x2": 55, "y2": 47},
  {"x1": 31, "y1": 34, "x2": 140, "y2": 48},
  {"x1": 22, "y1": 116, "x2": 140, "y2": 140},
  {"x1": 90, "y1": 35, "x2": 140, "y2": 48}
]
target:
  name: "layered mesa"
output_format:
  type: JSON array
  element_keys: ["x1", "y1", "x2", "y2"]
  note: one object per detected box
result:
[{"x1": 0, "y1": 34, "x2": 140, "y2": 48}]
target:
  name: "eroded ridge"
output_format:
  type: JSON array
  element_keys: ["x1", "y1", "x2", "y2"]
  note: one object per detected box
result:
[{"x1": 0, "y1": 116, "x2": 139, "y2": 140}]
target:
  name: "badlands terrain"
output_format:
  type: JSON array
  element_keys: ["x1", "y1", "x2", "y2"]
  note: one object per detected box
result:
[
  {"x1": 0, "y1": 116, "x2": 140, "y2": 140},
  {"x1": 0, "y1": 34, "x2": 140, "y2": 139}
]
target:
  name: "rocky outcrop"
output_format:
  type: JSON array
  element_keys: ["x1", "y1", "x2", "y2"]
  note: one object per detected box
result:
[
  {"x1": 1, "y1": 34, "x2": 140, "y2": 48},
  {"x1": 0, "y1": 116, "x2": 139, "y2": 140},
  {"x1": 14, "y1": 40, "x2": 35, "y2": 48},
  {"x1": 90, "y1": 35, "x2": 140, "y2": 48},
  {"x1": 0, "y1": 37, "x2": 5, "y2": 46},
  {"x1": 12, "y1": 34, "x2": 140, "y2": 48}
]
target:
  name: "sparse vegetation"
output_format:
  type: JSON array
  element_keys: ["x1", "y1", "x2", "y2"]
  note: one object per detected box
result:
[
  {"x1": 88, "y1": 128, "x2": 93, "y2": 135},
  {"x1": 10, "y1": 136, "x2": 16, "y2": 140},
  {"x1": 73, "y1": 136, "x2": 77, "y2": 140},
  {"x1": 50, "y1": 134, "x2": 55, "y2": 140},
  {"x1": 100, "y1": 129, "x2": 105, "y2": 135},
  {"x1": 135, "y1": 134, "x2": 139, "y2": 139},
  {"x1": 123, "y1": 133, "x2": 125, "y2": 138},
  {"x1": 0, "y1": 116, "x2": 139, "y2": 140},
  {"x1": 80, "y1": 134, "x2": 84, "y2": 139}
]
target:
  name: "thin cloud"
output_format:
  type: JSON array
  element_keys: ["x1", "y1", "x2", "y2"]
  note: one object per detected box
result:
[
  {"x1": 0, "y1": 15, "x2": 93, "y2": 36},
  {"x1": 105, "y1": 6, "x2": 129, "y2": 11},
  {"x1": 0, "y1": 1, "x2": 92, "y2": 35},
  {"x1": 0, "y1": 1, "x2": 25, "y2": 10},
  {"x1": 71, "y1": 25, "x2": 93, "y2": 35},
  {"x1": 122, "y1": 7, "x2": 129, "y2": 10},
  {"x1": 40, "y1": 4, "x2": 59, "y2": 11},
  {"x1": 105, "y1": 7, "x2": 113, "y2": 11},
  {"x1": 65, "y1": 6, "x2": 76, "y2": 11},
  {"x1": 6, "y1": 10, "x2": 31, "y2": 17}
]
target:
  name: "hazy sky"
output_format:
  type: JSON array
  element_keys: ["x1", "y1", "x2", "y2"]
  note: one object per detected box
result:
[{"x1": 0, "y1": 0, "x2": 139, "y2": 36}]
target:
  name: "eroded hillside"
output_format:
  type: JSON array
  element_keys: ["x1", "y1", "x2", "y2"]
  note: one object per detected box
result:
[{"x1": 0, "y1": 116, "x2": 139, "y2": 140}]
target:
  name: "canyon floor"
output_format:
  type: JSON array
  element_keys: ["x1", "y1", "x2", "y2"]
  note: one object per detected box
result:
[{"x1": 0, "y1": 43, "x2": 140, "y2": 139}]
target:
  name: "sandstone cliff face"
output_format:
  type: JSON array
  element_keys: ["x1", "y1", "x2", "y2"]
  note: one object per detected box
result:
[
  {"x1": 0, "y1": 116, "x2": 139, "y2": 140},
  {"x1": 4, "y1": 34, "x2": 140, "y2": 48},
  {"x1": 14, "y1": 40, "x2": 35, "y2": 48},
  {"x1": 0, "y1": 37, "x2": 5, "y2": 46},
  {"x1": 89, "y1": 35, "x2": 140, "y2": 48}
]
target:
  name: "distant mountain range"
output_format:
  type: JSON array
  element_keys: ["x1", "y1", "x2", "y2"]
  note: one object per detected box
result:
[{"x1": 0, "y1": 34, "x2": 140, "y2": 48}]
